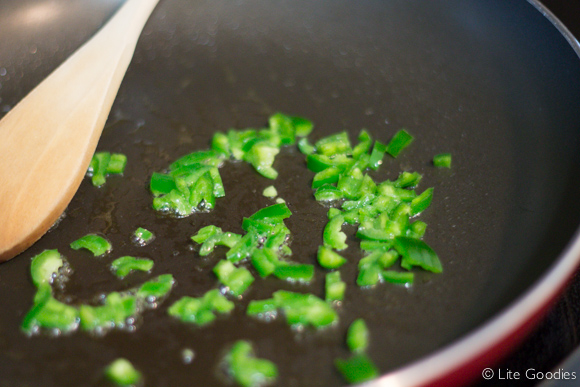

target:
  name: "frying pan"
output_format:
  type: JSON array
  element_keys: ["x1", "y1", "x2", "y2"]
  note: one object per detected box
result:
[{"x1": 1, "y1": 0, "x2": 580, "y2": 386}]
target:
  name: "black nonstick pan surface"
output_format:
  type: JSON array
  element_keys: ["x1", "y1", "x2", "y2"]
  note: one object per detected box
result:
[{"x1": 1, "y1": 0, "x2": 580, "y2": 386}]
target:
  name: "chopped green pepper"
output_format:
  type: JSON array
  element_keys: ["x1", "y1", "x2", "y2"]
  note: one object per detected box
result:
[
  {"x1": 335, "y1": 354, "x2": 379, "y2": 384},
  {"x1": 213, "y1": 260, "x2": 255, "y2": 297},
  {"x1": 70, "y1": 234, "x2": 111, "y2": 256},
  {"x1": 133, "y1": 227, "x2": 154, "y2": 246},
  {"x1": 317, "y1": 245, "x2": 347, "y2": 269},
  {"x1": 168, "y1": 289, "x2": 234, "y2": 326},
  {"x1": 385, "y1": 129, "x2": 414, "y2": 157},
  {"x1": 225, "y1": 340, "x2": 278, "y2": 387},
  {"x1": 346, "y1": 319, "x2": 369, "y2": 354},
  {"x1": 30, "y1": 249, "x2": 64, "y2": 288},
  {"x1": 325, "y1": 271, "x2": 346, "y2": 303},
  {"x1": 110, "y1": 256, "x2": 154, "y2": 279},
  {"x1": 433, "y1": 153, "x2": 452, "y2": 168},
  {"x1": 394, "y1": 236, "x2": 442, "y2": 273},
  {"x1": 104, "y1": 358, "x2": 142, "y2": 387},
  {"x1": 21, "y1": 284, "x2": 79, "y2": 334}
]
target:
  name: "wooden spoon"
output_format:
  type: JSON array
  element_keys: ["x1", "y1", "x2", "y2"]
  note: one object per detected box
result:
[{"x1": 0, "y1": 0, "x2": 160, "y2": 261}]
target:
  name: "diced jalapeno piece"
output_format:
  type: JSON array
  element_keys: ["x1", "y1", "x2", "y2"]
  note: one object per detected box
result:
[
  {"x1": 433, "y1": 153, "x2": 452, "y2": 168},
  {"x1": 410, "y1": 187, "x2": 434, "y2": 216},
  {"x1": 323, "y1": 215, "x2": 348, "y2": 251},
  {"x1": 88, "y1": 151, "x2": 111, "y2": 187},
  {"x1": 70, "y1": 234, "x2": 111, "y2": 256},
  {"x1": 382, "y1": 270, "x2": 414, "y2": 285},
  {"x1": 325, "y1": 271, "x2": 346, "y2": 303},
  {"x1": 21, "y1": 284, "x2": 79, "y2": 334},
  {"x1": 317, "y1": 246, "x2": 347, "y2": 269},
  {"x1": 394, "y1": 236, "x2": 442, "y2": 273},
  {"x1": 168, "y1": 289, "x2": 234, "y2": 326},
  {"x1": 79, "y1": 292, "x2": 137, "y2": 331},
  {"x1": 385, "y1": 129, "x2": 414, "y2": 157},
  {"x1": 273, "y1": 264, "x2": 314, "y2": 283},
  {"x1": 104, "y1": 358, "x2": 142, "y2": 387},
  {"x1": 137, "y1": 274, "x2": 175, "y2": 301},
  {"x1": 262, "y1": 185, "x2": 278, "y2": 198},
  {"x1": 368, "y1": 140, "x2": 387, "y2": 170},
  {"x1": 30, "y1": 249, "x2": 64, "y2": 288},
  {"x1": 297, "y1": 137, "x2": 316, "y2": 155},
  {"x1": 106, "y1": 153, "x2": 127, "y2": 174},
  {"x1": 346, "y1": 318, "x2": 369, "y2": 354},
  {"x1": 110, "y1": 256, "x2": 154, "y2": 279},
  {"x1": 335, "y1": 354, "x2": 379, "y2": 384},
  {"x1": 150, "y1": 172, "x2": 177, "y2": 196},
  {"x1": 225, "y1": 340, "x2": 278, "y2": 387},
  {"x1": 213, "y1": 260, "x2": 255, "y2": 297},
  {"x1": 133, "y1": 227, "x2": 154, "y2": 246},
  {"x1": 291, "y1": 116, "x2": 314, "y2": 137}
]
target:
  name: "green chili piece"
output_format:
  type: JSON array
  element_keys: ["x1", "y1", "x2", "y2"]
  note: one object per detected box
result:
[
  {"x1": 346, "y1": 318, "x2": 369, "y2": 354},
  {"x1": 394, "y1": 236, "x2": 442, "y2": 273},
  {"x1": 315, "y1": 131, "x2": 352, "y2": 157},
  {"x1": 246, "y1": 298, "x2": 279, "y2": 318},
  {"x1": 410, "y1": 187, "x2": 434, "y2": 216},
  {"x1": 323, "y1": 215, "x2": 348, "y2": 250},
  {"x1": 352, "y1": 129, "x2": 373, "y2": 159},
  {"x1": 106, "y1": 153, "x2": 127, "y2": 174},
  {"x1": 30, "y1": 249, "x2": 63, "y2": 288},
  {"x1": 170, "y1": 149, "x2": 224, "y2": 171},
  {"x1": 79, "y1": 292, "x2": 137, "y2": 331},
  {"x1": 226, "y1": 340, "x2": 278, "y2": 387},
  {"x1": 274, "y1": 290, "x2": 338, "y2": 329},
  {"x1": 150, "y1": 172, "x2": 177, "y2": 197},
  {"x1": 137, "y1": 274, "x2": 175, "y2": 301},
  {"x1": 433, "y1": 153, "x2": 452, "y2": 168},
  {"x1": 273, "y1": 263, "x2": 314, "y2": 283},
  {"x1": 337, "y1": 168, "x2": 364, "y2": 200},
  {"x1": 104, "y1": 358, "x2": 142, "y2": 387},
  {"x1": 325, "y1": 271, "x2": 346, "y2": 303},
  {"x1": 317, "y1": 245, "x2": 347, "y2": 269},
  {"x1": 226, "y1": 232, "x2": 260, "y2": 263},
  {"x1": 407, "y1": 221, "x2": 428, "y2": 239},
  {"x1": 168, "y1": 289, "x2": 234, "y2": 326},
  {"x1": 368, "y1": 141, "x2": 387, "y2": 170},
  {"x1": 291, "y1": 116, "x2": 314, "y2": 137},
  {"x1": 386, "y1": 129, "x2": 414, "y2": 157},
  {"x1": 211, "y1": 131, "x2": 230, "y2": 156},
  {"x1": 297, "y1": 137, "x2": 316, "y2": 155},
  {"x1": 249, "y1": 203, "x2": 292, "y2": 221},
  {"x1": 359, "y1": 240, "x2": 393, "y2": 252},
  {"x1": 214, "y1": 260, "x2": 255, "y2": 297},
  {"x1": 392, "y1": 171, "x2": 422, "y2": 188},
  {"x1": 70, "y1": 234, "x2": 111, "y2": 256},
  {"x1": 314, "y1": 184, "x2": 344, "y2": 202},
  {"x1": 21, "y1": 284, "x2": 79, "y2": 334},
  {"x1": 191, "y1": 225, "x2": 221, "y2": 243},
  {"x1": 269, "y1": 112, "x2": 296, "y2": 145},
  {"x1": 335, "y1": 354, "x2": 379, "y2": 384},
  {"x1": 152, "y1": 189, "x2": 193, "y2": 217},
  {"x1": 110, "y1": 256, "x2": 154, "y2": 279},
  {"x1": 262, "y1": 186, "x2": 278, "y2": 198},
  {"x1": 382, "y1": 270, "x2": 414, "y2": 285},
  {"x1": 244, "y1": 141, "x2": 280, "y2": 179},
  {"x1": 250, "y1": 249, "x2": 279, "y2": 278},
  {"x1": 312, "y1": 167, "x2": 341, "y2": 189},
  {"x1": 189, "y1": 172, "x2": 215, "y2": 209},
  {"x1": 133, "y1": 227, "x2": 154, "y2": 245},
  {"x1": 89, "y1": 151, "x2": 111, "y2": 187}
]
